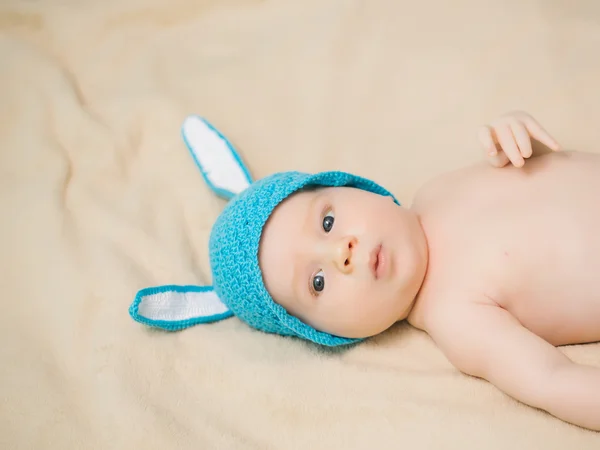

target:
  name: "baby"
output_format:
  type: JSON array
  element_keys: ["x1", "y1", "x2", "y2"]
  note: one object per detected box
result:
[
  {"x1": 131, "y1": 111, "x2": 600, "y2": 431},
  {"x1": 256, "y1": 111, "x2": 600, "y2": 430}
]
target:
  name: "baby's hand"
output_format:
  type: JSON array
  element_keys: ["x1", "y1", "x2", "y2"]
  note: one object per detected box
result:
[{"x1": 478, "y1": 111, "x2": 561, "y2": 168}]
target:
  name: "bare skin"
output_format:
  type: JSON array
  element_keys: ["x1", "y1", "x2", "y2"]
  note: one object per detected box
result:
[
  {"x1": 259, "y1": 112, "x2": 600, "y2": 431},
  {"x1": 408, "y1": 149, "x2": 600, "y2": 431}
]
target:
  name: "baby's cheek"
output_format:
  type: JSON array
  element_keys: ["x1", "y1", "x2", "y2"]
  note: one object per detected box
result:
[{"x1": 333, "y1": 280, "x2": 372, "y2": 312}]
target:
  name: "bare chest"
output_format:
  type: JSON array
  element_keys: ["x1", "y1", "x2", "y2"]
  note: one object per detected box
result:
[{"x1": 413, "y1": 151, "x2": 600, "y2": 345}]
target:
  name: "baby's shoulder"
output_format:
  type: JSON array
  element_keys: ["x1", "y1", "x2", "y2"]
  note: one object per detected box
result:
[
  {"x1": 411, "y1": 162, "x2": 490, "y2": 213},
  {"x1": 413, "y1": 292, "x2": 508, "y2": 372},
  {"x1": 409, "y1": 277, "x2": 496, "y2": 330}
]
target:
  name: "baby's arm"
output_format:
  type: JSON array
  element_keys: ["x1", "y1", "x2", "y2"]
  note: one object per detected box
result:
[{"x1": 429, "y1": 302, "x2": 600, "y2": 431}]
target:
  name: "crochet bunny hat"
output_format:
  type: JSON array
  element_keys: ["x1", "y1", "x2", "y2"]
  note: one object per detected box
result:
[{"x1": 128, "y1": 115, "x2": 400, "y2": 346}]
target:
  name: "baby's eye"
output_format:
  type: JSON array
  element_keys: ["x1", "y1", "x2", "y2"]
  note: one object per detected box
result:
[
  {"x1": 311, "y1": 270, "x2": 325, "y2": 295},
  {"x1": 322, "y1": 210, "x2": 335, "y2": 233}
]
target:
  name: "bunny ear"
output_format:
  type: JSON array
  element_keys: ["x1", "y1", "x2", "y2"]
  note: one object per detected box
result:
[
  {"x1": 181, "y1": 115, "x2": 254, "y2": 200},
  {"x1": 129, "y1": 285, "x2": 233, "y2": 331}
]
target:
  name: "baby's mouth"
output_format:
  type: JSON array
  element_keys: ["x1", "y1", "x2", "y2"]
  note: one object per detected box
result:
[{"x1": 370, "y1": 244, "x2": 383, "y2": 279}]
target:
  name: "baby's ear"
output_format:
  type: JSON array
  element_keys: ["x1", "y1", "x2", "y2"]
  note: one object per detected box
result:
[
  {"x1": 129, "y1": 285, "x2": 233, "y2": 330},
  {"x1": 181, "y1": 115, "x2": 253, "y2": 200}
]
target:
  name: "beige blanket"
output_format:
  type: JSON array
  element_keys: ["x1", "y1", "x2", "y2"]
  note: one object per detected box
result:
[{"x1": 2, "y1": 0, "x2": 600, "y2": 448}]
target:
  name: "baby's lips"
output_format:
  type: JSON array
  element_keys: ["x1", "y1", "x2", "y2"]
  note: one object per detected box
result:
[{"x1": 369, "y1": 244, "x2": 382, "y2": 279}]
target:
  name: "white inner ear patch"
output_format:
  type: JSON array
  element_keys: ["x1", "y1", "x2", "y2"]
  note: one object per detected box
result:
[
  {"x1": 182, "y1": 116, "x2": 251, "y2": 196},
  {"x1": 138, "y1": 289, "x2": 229, "y2": 322}
]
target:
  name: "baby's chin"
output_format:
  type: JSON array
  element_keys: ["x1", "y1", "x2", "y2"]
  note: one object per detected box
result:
[{"x1": 268, "y1": 286, "x2": 416, "y2": 342}]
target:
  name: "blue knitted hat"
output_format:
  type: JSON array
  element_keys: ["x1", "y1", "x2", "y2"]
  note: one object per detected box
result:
[{"x1": 129, "y1": 115, "x2": 400, "y2": 347}]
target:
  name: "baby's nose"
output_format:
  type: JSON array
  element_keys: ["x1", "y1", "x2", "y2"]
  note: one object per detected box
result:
[{"x1": 333, "y1": 236, "x2": 357, "y2": 274}]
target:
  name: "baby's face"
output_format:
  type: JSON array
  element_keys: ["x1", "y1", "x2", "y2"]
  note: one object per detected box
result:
[{"x1": 258, "y1": 186, "x2": 428, "y2": 339}]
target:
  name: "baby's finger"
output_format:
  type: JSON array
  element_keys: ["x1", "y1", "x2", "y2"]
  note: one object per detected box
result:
[
  {"x1": 523, "y1": 116, "x2": 561, "y2": 151},
  {"x1": 495, "y1": 125, "x2": 525, "y2": 167},
  {"x1": 478, "y1": 125, "x2": 498, "y2": 155},
  {"x1": 510, "y1": 121, "x2": 533, "y2": 158},
  {"x1": 488, "y1": 150, "x2": 511, "y2": 168}
]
